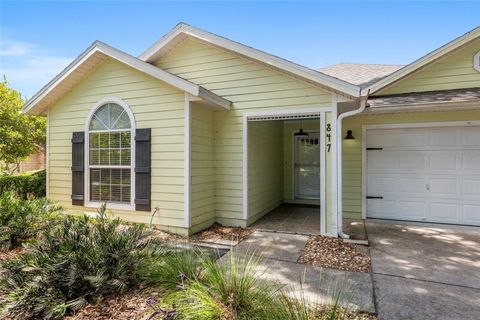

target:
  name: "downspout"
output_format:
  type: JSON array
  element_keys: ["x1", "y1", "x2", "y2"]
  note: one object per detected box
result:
[{"x1": 336, "y1": 90, "x2": 369, "y2": 238}]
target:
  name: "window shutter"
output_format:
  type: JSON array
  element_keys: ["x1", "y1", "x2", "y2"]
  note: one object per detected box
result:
[
  {"x1": 71, "y1": 131, "x2": 85, "y2": 206},
  {"x1": 135, "y1": 128, "x2": 151, "y2": 211}
]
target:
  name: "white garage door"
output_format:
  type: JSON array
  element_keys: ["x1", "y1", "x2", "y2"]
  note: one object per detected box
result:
[{"x1": 366, "y1": 125, "x2": 480, "y2": 226}]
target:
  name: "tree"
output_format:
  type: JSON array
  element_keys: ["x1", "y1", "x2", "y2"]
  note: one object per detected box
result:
[{"x1": 0, "y1": 78, "x2": 46, "y2": 175}]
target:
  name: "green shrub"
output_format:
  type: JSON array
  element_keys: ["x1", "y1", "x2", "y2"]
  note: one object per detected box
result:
[
  {"x1": 0, "y1": 169, "x2": 46, "y2": 199},
  {"x1": 0, "y1": 192, "x2": 61, "y2": 249},
  {"x1": 0, "y1": 204, "x2": 165, "y2": 320}
]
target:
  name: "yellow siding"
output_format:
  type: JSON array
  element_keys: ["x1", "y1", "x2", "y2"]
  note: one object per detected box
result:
[
  {"x1": 379, "y1": 39, "x2": 480, "y2": 95},
  {"x1": 155, "y1": 38, "x2": 333, "y2": 226},
  {"x1": 247, "y1": 121, "x2": 284, "y2": 223},
  {"x1": 48, "y1": 58, "x2": 187, "y2": 234},
  {"x1": 283, "y1": 120, "x2": 320, "y2": 204},
  {"x1": 342, "y1": 110, "x2": 480, "y2": 219},
  {"x1": 190, "y1": 103, "x2": 216, "y2": 232}
]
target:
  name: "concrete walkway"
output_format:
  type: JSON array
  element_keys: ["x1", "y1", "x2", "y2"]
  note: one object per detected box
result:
[
  {"x1": 367, "y1": 221, "x2": 480, "y2": 320},
  {"x1": 223, "y1": 231, "x2": 375, "y2": 312}
]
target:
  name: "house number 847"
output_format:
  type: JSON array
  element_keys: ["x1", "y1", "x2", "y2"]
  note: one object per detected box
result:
[{"x1": 326, "y1": 123, "x2": 331, "y2": 152}]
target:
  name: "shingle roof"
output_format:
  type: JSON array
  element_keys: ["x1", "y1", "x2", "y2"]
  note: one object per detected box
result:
[
  {"x1": 318, "y1": 63, "x2": 404, "y2": 89},
  {"x1": 368, "y1": 87, "x2": 480, "y2": 108}
]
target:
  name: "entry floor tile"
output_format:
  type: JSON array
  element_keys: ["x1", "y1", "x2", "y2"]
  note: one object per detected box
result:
[{"x1": 252, "y1": 204, "x2": 320, "y2": 234}]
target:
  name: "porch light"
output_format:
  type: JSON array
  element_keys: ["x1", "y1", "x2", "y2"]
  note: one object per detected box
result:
[
  {"x1": 345, "y1": 130, "x2": 355, "y2": 140},
  {"x1": 294, "y1": 119, "x2": 309, "y2": 137}
]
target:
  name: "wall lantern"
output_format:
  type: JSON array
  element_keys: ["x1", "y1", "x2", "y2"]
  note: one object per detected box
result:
[{"x1": 344, "y1": 129, "x2": 355, "y2": 140}]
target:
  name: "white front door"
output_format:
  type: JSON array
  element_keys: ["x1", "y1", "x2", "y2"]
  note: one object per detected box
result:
[
  {"x1": 295, "y1": 133, "x2": 320, "y2": 199},
  {"x1": 366, "y1": 125, "x2": 480, "y2": 226}
]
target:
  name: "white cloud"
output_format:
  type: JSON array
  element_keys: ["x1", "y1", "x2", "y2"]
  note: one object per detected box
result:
[{"x1": 0, "y1": 36, "x2": 73, "y2": 99}]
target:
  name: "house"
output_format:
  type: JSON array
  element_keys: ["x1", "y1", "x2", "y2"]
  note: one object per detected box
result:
[{"x1": 23, "y1": 24, "x2": 480, "y2": 236}]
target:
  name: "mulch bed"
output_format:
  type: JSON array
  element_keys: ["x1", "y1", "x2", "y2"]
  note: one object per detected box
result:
[
  {"x1": 64, "y1": 288, "x2": 157, "y2": 320},
  {"x1": 298, "y1": 236, "x2": 371, "y2": 273},
  {"x1": 190, "y1": 223, "x2": 255, "y2": 243},
  {"x1": 0, "y1": 248, "x2": 24, "y2": 262}
]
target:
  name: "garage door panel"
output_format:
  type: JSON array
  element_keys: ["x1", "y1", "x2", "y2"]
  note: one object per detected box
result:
[
  {"x1": 430, "y1": 202, "x2": 459, "y2": 223},
  {"x1": 463, "y1": 179, "x2": 480, "y2": 196},
  {"x1": 367, "y1": 130, "x2": 397, "y2": 148},
  {"x1": 398, "y1": 152, "x2": 426, "y2": 170},
  {"x1": 398, "y1": 177, "x2": 426, "y2": 194},
  {"x1": 398, "y1": 131, "x2": 427, "y2": 148},
  {"x1": 462, "y1": 152, "x2": 480, "y2": 170},
  {"x1": 398, "y1": 200, "x2": 427, "y2": 219},
  {"x1": 429, "y1": 152, "x2": 458, "y2": 170},
  {"x1": 429, "y1": 178, "x2": 458, "y2": 195},
  {"x1": 462, "y1": 127, "x2": 480, "y2": 146},
  {"x1": 366, "y1": 125, "x2": 480, "y2": 226},
  {"x1": 367, "y1": 199, "x2": 397, "y2": 218},
  {"x1": 463, "y1": 204, "x2": 480, "y2": 225},
  {"x1": 429, "y1": 128, "x2": 458, "y2": 147},
  {"x1": 367, "y1": 175, "x2": 397, "y2": 194}
]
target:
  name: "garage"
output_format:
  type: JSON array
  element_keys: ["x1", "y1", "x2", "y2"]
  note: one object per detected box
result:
[{"x1": 365, "y1": 123, "x2": 480, "y2": 226}]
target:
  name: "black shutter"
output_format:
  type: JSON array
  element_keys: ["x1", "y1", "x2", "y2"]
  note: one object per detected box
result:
[
  {"x1": 135, "y1": 128, "x2": 151, "y2": 211},
  {"x1": 71, "y1": 132, "x2": 85, "y2": 206}
]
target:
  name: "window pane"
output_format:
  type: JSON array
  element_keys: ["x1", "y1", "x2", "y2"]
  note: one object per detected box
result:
[
  {"x1": 89, "y1": 168, "x2": 130, "y2": 204},
  {"x1": 120, "y1": 149, "x2": 130, "y2": 165},
  {"x1": 100, "y1": 149, "x2": 109, "y2": 165},
  {"x1": 90, "y1": 149, "x2": 99, "y2": 165},
  {"x1": 110, "y1": 133, "x2": 121, "y2": 148},
  {"x1": 121, "y1": 132, "x2": 130, "y2": 147},
  {"x1": 114, "y1": 112, "x2": 131, "y2": 129},
  {"x1": 99, "y1": 133, "x2": 109, "y2": 148},
  {"x1": 90, "y1": 134, "x2": 99, "y2": 148},
  {"x1": 110, "y1": 149, "x2": 121, "y2": 165},
  {"x1": 90, "y1": 114, "x2": 108, "y2": 130},
  {"x1": 109, "y1": 104, "x2": 124, "y2": 128}
]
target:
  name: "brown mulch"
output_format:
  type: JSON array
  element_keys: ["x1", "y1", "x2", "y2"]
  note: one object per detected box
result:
[
  {"x1": 64, "y1": 288, "x2": 158, "y2": 320},
  {"x1": 0, "y1": 248, "x2": 24, "y2": 262},
  {"x1": 190, "y1": 223, "x2": 255, "y2": 243},
  {"x1": 298, "y1": 236, "x2": 371, "y2": 273}
]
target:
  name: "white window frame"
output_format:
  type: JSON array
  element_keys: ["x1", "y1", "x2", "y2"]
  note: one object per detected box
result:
[
  {"x1": 84, "y1": 97, "x2": 136, "y2": 211},
  {"x1": 474, "y1": 51, "x2": 480, "y2": 72}
]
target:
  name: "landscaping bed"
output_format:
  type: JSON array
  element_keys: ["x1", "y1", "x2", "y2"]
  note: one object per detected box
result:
[
  {"x1": 190, "y1": 223, "x2": 255, "y2": 243},
  {"x1": 298, "y1": 236, "x2": 371, "y2": 273}
]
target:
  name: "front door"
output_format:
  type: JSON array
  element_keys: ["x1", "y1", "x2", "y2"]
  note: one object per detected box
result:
[{"x1": 295, "y1": 132, "x2": 320, "y2": 199}]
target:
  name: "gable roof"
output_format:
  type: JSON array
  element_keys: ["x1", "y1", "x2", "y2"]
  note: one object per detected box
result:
[
  {"x1": 318, "y1": 63, "x2": 404, "y2": 89},
  {"x1": 23, "y1": 41, "x2": 231, "y2": 115},
  {"x1": 139, "y1": 23, "x2": 361, "y2": 99},
  {"x1": 364, "y1": 26, "x2": 480, "y2": 96}
]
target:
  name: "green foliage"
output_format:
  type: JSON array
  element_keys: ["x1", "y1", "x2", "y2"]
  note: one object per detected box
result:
[
  {"x1": 0, "y1": 78, "x2": 46, "y2": 175},
  {"x1": 0, "y1": 204, "x2": 165, "y2": 319},
  {"x1": 150, "y1": 249, "x2": 356, "y2": 320},
  {"x1": 0, "y1": 192, "x2": 61, "y2": 249},
  {"x1": 0, "y1": 169, "x2": 46, "y2": 199}
]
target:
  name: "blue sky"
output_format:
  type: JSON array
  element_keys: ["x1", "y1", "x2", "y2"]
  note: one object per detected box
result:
[{"x1": 1, "y1": 1, "x2": 479, "y2": 98}]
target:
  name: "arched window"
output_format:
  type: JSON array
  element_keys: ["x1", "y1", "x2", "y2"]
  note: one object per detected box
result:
[{"x1": 86, "y1": 99, "x2": 135, "y2": 206}]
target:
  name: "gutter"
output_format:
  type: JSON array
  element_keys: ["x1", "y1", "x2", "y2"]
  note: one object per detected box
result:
[{"x1": 336, "y1": 91, "x2": 369, "y2": 239}]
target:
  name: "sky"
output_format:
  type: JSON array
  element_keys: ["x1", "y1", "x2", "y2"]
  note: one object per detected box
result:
[{"x1": 0, "y1": 1, "x2": 479, "y2": 98}]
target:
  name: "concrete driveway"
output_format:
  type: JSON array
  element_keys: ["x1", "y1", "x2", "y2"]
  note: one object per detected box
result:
[{"x1": 366, "y1": 220, "x2": 480, "y2": 320}]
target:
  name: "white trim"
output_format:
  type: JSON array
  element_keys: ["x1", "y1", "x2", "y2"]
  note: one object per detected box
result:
[
  {"x1": 242, "y1": 107, "x2": 328, "y2": 234},
  {"x1": 329, "y1": 94, "x2": 338, "y2": 236},
  {"x1": 362, "y1": 120, "x2": 480, "y2": 221},
  {"x1": 23, "y1": 41, "x2": 230, "y2": 115},
  {"x1": 243, "y1": 107, "x2": 331, "y2": 119},
  {"x1": 139, "y1": 23, "x2": 360, "y2": 98},
  {"x1": 474, "y1": 51, "x2": 480, "y2": 72},
  {"x1": 364, "y1": 26, "x2": 480, "y2": 95},
  {"x1": 364, "y1": 120, "x2": 480, "y2": 130},
  {"x1": 184, "y1": 93, "x2": 192, "y2": 228},
  {"x1": 84, "y1": 97, "x2": 136, "y2": 211},
  {"x1": 242, "y1": 115, "x2": 249, "y2": 220},
  {"x1": 46, "y1": 109, "x2": 50, "y2": 199},
  {"x1": 319, "y1": 113, "x2": 327, "y2": 236}
]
